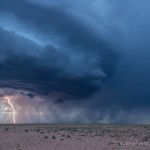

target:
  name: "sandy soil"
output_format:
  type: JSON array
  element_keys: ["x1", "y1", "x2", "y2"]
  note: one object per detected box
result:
[{"x1": 0, "y1": 125, "x2": 150, "y2": 150}]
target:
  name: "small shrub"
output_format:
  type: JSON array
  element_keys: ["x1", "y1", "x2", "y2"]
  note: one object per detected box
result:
[
  {"x1": 67, "y1": 135, "x2": 71, "y2": 138},
  {"x1": 52, "y1": 136, "x2": 56, "y2": 139},
  {"x1": 44, "y1": 136, "x2": 48, "y2": 139}
]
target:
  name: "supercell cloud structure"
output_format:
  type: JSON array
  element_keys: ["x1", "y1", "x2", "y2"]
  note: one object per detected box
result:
[{"x1": 0, "y1": 0, "x2": 150, "y2": 123}]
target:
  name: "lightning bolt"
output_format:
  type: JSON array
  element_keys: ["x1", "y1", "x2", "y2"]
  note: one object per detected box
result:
[{"x1": 5, "y1": 97, "x2": 16, "y2": 124}]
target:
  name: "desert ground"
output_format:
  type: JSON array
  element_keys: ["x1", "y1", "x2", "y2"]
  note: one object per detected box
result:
[{"x1": 0, "y1": 125, "x2": 150, "y2": 150}]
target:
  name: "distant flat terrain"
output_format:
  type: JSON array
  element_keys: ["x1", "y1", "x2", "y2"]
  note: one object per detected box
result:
[{"x1": 0, "y1": 124, "x2": 150, "y2": 150}]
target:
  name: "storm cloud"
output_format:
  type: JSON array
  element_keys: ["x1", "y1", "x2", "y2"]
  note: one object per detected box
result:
[
  {"x1": 0, "y1": 0, "x2": 150, "y2": 123},
  {"x1": 0, "y1": 0, "x2": 117, "y2": 98}
]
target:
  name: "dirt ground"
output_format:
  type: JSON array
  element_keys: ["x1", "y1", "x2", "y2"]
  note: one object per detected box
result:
[{"x1": 0, "y1": 124, "x2": 150, "y2": 150}]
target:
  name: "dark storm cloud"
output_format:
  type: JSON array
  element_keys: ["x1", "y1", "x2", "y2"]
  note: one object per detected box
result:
[
  {"x1": 84, "y1": 0, "x2": 150, "y2": 114},
  {"x1": 0, "y1": 27, "x2": 99, "y2": 98},
  {"x1": 0, "y1": 0, "x2": 118, "y2": 100},
  {"x1": 0, "y1": 0, "x2": 112, "y2": 53},
  {"x1": 1, "y1": 0, "x2": 150, "y2": 123}
]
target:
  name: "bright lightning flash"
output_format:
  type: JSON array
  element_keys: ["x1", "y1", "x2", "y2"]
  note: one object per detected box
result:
[{"x1": 5, "y1": 97, "x2": 16, "y2": 124}]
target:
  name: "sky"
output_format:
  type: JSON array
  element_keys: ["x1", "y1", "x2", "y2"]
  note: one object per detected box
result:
[{"x1": 0, "y1": 0, "x2": 150, "y2": 124}]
